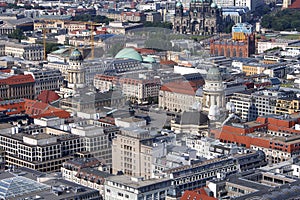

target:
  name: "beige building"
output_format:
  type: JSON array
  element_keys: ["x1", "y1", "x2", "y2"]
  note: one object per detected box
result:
[
  {"x1": 112, "y1": 128, "x2": 153, "y2": 180},
  {"x1": 159, "y1": 81, "x2": 198, "y2": 113},
  {"x1": 120, "y1": 75, "x2": 161, "y2": 104},
  {"x1": 0, "y1": 40, "x2": 44, "y2": 61}
]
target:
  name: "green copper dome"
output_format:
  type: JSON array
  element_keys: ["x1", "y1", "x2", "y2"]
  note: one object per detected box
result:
[
  {"x1": 69, "y1": 48, "x2": 83, "y2": 61},
  {"x1": 143, "y1": 56, "x2": 156, "y2": 63},
  {"x1": 206, "y1": 66, "x2": 222, "y2": 81},
  {"x1": 176, "y1": 1, "x2": 182, "y2": 7},
  {"x1": 115, "y1": 48, "x2": 143, "y2": 62}
]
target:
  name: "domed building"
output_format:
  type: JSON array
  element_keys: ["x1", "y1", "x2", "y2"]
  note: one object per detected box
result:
[
  {"x1": 202, "y1": 66, "x2": 226, "y2": 121},
  {"x1": 67, "y1": 48, "x2": 86, "y2": 89},
  {"x1": 173, "y1": 0, "x2": 223, "y2": 35},
  {"x1": 115, "y1": 48, "x2": 143, "y2": 62}
]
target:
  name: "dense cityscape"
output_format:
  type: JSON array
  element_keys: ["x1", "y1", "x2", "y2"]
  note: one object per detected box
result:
[{"x1": 0, "y1": 0, "x2": 300, "y2": 199}]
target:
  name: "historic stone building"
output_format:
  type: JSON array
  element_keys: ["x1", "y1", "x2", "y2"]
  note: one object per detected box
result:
[
  {"x1": 210, "y1": 23, "x2": 256, "y2": 58},
  {"x1": 173, "y1": 0, "x2": 223, "y2": 35}
]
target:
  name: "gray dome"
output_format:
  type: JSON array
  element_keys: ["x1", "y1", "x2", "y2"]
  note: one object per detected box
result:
[
  {"x1": 206, "y1": 66, "x2": 222, "y2": 81},
  {"x1": 70, "y1": 48, "x2": 83, "y2": 61}
]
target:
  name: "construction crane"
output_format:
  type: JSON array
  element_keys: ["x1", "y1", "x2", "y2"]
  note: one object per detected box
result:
[
  {"x1": 43, "y1": 28, "x2": 47, "y2": 61},
  {"x1": 90, "y1": 21, "x2": 95, "y2": 60}
]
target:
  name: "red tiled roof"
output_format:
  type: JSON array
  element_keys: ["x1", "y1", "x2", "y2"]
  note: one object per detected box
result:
[
  {"x1": 160, "y1": 81, "x2": 198, "y2": 95},
  {"x1": 289, "y1": 0, "x2": 300, "y2": 9},
  {"x1": 181, "y1": 188, "x2": 217, "y2": 200},
  {"x1": 37, "y1": 90, "x2": 60, "y2": 104},
  {"x1": 0, "y1": 74, "x2": 35, "y2": 85},
  {"x1": 134, "y1": 48, "x2": 156, "y2": 55},
  {"x1": 0, "y1": 69, "x2": 11, "y2": 73},
  {"x1": 24, "y1": 99, "x2": 70, "y2": 119},
  {"x1": 160, "y1": 60, "x2": 178, "y2": 65}
]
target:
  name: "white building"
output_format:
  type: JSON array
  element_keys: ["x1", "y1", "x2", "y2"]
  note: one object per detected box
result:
[
  {"x1": 71, "y1": 121, "x2": 118, "y2": 165},
  {"x1": 104, "y1": 175, "x2": 171, "y2": 200},
  {"x1": 234, "y1": 0, "x2": 263, "y2": 10}
]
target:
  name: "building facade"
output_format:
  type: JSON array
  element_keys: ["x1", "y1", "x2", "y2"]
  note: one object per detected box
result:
[
  {"x1": 0, "y1": 125, "x2": 85, "y2": 172},
  {"x1": 159, "y1": 81, "x2": 198, "y2": 113},
  {"x1": 112, "y1": 128, "x2": 153, "y2": 180},
  {"x1": 24, "y1": 68, "x2": 64, "y2": 96},
  {"x1": 0, "y1": 40, "x2": 43, "y2": 61},
  {"x1": 105, "y1": 176, "x2": 171, "y2": 200},
  {"x1": 210, "y1": 23, "x2": 255, "y2": 58},
  {"x1": 0, "y1": 74, "x2": 35, "y2": 100}
]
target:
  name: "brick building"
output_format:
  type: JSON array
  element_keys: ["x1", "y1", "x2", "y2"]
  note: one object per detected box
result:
[
  {"x1": 210, "y1": 23, "x2": 255, "y2": 58},
  {"x1": 215, "y1": 114, "x2": 300, "y2": 163}
]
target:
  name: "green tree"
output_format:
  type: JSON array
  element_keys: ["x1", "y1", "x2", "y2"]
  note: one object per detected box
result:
[{"x1": 8, "y1": 29, "x2": 26, "y2": 42}]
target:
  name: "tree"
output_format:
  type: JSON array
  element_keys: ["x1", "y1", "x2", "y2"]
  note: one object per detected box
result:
[{"x1": 8, "y1": 29, "x2": 26, "y2": 42}]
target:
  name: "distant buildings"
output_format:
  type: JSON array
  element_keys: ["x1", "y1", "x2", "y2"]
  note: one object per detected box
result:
[{"x1": 173, "y1": 1, "x2": 222, "y2": 35}]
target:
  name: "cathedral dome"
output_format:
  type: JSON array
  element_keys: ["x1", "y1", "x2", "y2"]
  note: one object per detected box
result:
[
  {"x1": 206, "y1": 66, "x2": 222, "y2": 81},
  {"x1": 115, "y1": 48, "x2": 143, "y2": 62},
  {"x1": 70, "y1": 48, "x2": 83, "y2": 61},
  {"x1": 176, "y1": 1, "x2": 182, "y2": 7}
]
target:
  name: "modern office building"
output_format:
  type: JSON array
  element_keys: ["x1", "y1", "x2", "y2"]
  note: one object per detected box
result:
[{"x1": 0, "y1": 124, "x2": 84, "y2": 172}]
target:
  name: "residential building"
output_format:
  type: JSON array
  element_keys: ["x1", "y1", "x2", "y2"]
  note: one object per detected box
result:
[
  {"x1": 112, "y1": 128, "x2": 153, "y2": 179},
  {"x1": 104, "y1": 175, "x2": 171, "y2": 200},
  {"x1": 186, "y1": 137, "x2": 244, "y2": 159},
  {"x1": 215, "y1": 114, "x2": 300, "y2": 163},
  {"x1": 161, "y1": 150, "x2": 266, "y2": 198},
  {"x1": 229, "y1": 90, "x2": 296, "y2": 121},
  {"x1": 0, "y1": 124, "x2": 84, "y2": 172},
  {"x1": 24, "y1": 68, "x2": 64, "y2": 97},
  {"x1": 61, "y1": 157, "x2": 112, "y2": 196},
  {"x1": 275, "y1": 98, "x2": 300, "y2": 115}
]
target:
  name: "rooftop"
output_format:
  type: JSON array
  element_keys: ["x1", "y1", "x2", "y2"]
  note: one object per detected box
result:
[{"x1": 106, "y1": 175, "x2": 171, "y2": 189}]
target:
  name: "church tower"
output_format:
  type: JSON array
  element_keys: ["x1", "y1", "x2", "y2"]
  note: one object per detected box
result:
[
  {"x1": 202, "y1": 66, "x2": 225, "y2": 121},
  {"x1": 67, "y1": 48, "x2": 86, "y2": 89}
]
